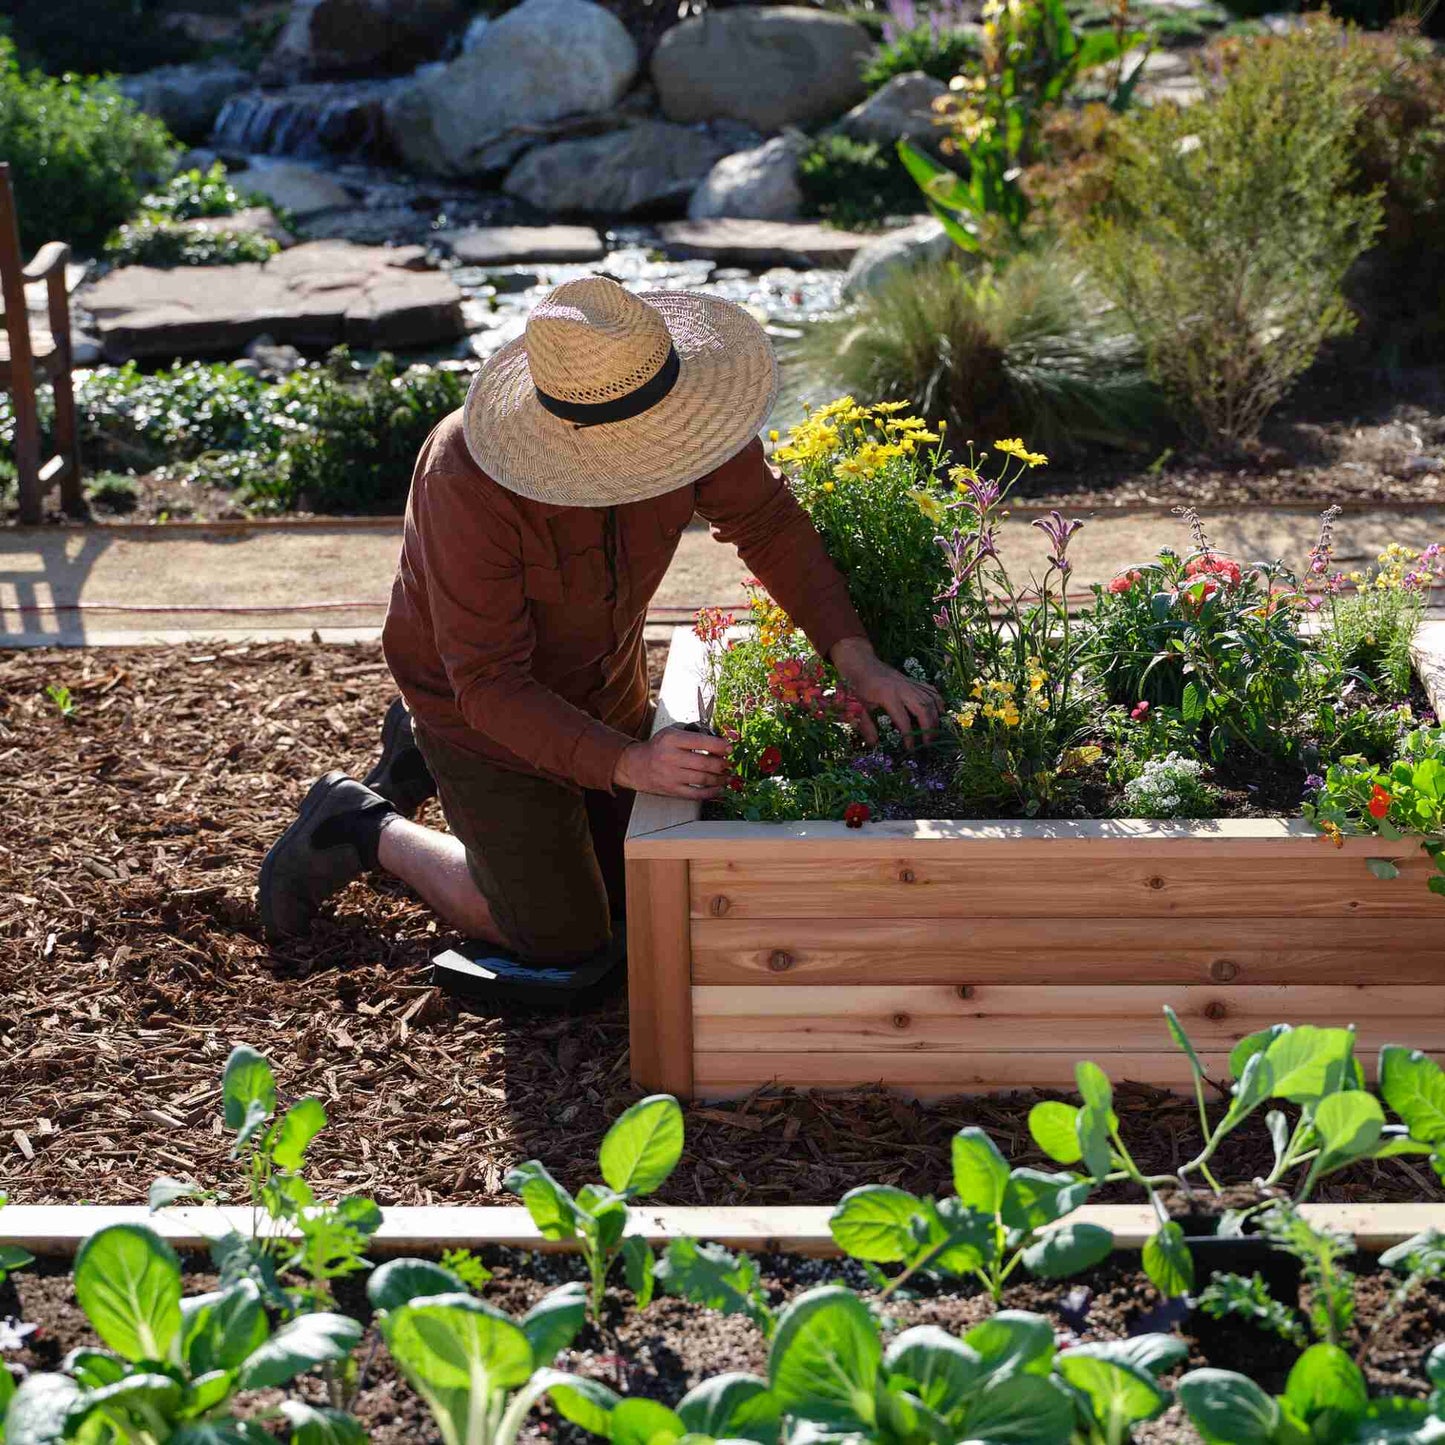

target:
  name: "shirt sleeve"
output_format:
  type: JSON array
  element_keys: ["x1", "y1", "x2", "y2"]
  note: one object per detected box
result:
[
  {"x1": 695, "y1": 437, "x2": 866, "y2": 659},
  {"x1": 408, "y1": 462, "x2": 636, "y2": 793}
]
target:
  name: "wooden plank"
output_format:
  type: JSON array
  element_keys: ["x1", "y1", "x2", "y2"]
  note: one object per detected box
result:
[
  {"x1": 626, "y1": 858, "x2": 695, "y2": 1096},
  {"x1": 691, "y1": 916, "x2": 1445, "y2": 984},
  {"x1": 689, "y1": 853, "x2": 1440, "y2": 920},
  {"x1": 2, "y1": 1202, "x2": 1436, "y2": 1256},
  {"x1": 1414, "y1": 620, "x2": 1445, "y2": 720},
  {"x1": 626, "y1": 626, "x2": 705, "y2": 841},
  {"x1": 692, "y1": 984, "x2": 1445, "y2": 1053}
]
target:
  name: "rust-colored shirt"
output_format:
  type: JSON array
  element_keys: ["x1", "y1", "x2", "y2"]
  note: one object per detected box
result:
[{"x1": 382, "y1": 410, "x2": 864, "y2": 793}]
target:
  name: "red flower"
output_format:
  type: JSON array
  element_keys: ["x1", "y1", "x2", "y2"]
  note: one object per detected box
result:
[
  {"x1": 758, "y1": 746, "x2": 782, "y2": 776},
  {"x1": 692, "y1": 606, "x2": 735, "y2": 644},
  {"x1": 1368, "y1": 784, "x2": 1391, "y2": 820},
  {"x1": 844, "y1": 801, "x2": 871, "y2": 828},
  {"x1": 1109, "y1": 569, "x2": 1142, "y2": 595},
  {"x1": 1130, "y1": 701, "x2": 1151, "y2": 721},
  {"x1": 725, "y1": 774, "x2": 745, "y2": 793}
]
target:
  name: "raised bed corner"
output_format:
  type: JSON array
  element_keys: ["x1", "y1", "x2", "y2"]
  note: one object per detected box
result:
[{"x1": 626, "y1": 625, "x2": 1445, "y2": 1101}]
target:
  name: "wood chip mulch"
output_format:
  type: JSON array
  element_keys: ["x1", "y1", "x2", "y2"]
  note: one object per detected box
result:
[{"x1": 1, "y1": 641, "x2": 1439, "y2": 1209}]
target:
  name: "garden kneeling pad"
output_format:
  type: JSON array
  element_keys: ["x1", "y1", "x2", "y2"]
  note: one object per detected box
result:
[{"x1": 430, "y1": 928, "x2": 626, "y2": 1011}]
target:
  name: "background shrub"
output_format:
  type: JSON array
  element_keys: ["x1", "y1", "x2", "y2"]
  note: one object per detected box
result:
[
  {"x1": 102, "y1": 220, "x2": 280, "y2": 268},
  {"x1": 1079, "y1": 22, "x2": 1382, "y2": 449},
  {"x1": 812, "y1": 251, "x2": 1160, "y2": 455},
  {"x1": 797, "y1": 134, "x2": 923, "y2": 230},
  {"x1": 862, "y1": 24, "x2": 980, "y2": 89},
  {"x1": 0, "y1": 37, "x2": 176, "y2": 253}
]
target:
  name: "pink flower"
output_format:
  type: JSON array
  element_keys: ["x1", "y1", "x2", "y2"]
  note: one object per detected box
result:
[
  {"x1": 1185, "y1": 553, "x2": 1242, "y2": 588},
  {"x1": 1130, "y1": 701, "x2": 1151, "y2": 721},
  {"x1": 1109, "y1": 570, "x2": 1142, "y2": 595}
]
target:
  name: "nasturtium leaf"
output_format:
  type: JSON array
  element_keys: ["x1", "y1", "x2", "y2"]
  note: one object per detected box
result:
[
  {"x1": 366, "y1": 1259, "x2": 469, "y2": 1314},
  {"x1": 599, "y1": 1094, "x2": 684, "y2": 1197},
  {"x1": 677, "y1": 1372, "x2": 779, "y2": 1441},
  {"x1": 951, "y1": 1128, "x2": 1010, "y2": 1215},
  {"x1": 767, "y1": 1286, "x2": 881, "y2": 1429},
  {"x1": 828, "y1": 1186, "x2": 925, "y2": 1264},
  {"x1": 1264, "y1": 1026, "x2": 1355, "y2": 1104},
  {"x1": 147, "y1": 1178, "x2": 198, "y2": 1213},
  {"x1": 609, "y1": 1396, "x2": 686, "y2": 1445},
  {"x1": 1379, "y1": 1046, "x2": 1445, "y2": 1144},
  {"x1": 884, "y1": 1326, "x2": 984, "y2": 1414},
  {"x1": 962, "y1": 1372, "x2": 1075, "y2": 1443},
  {"x1": 180, "y1": 1278, "x2": 267, "y2": 1375},
  {"x1": 4, "y1": 1374, "x2": 83, "y2": 1445},
  {"x1": 1283, "y1": 1343, "x2": 1367, "y2": 1433},
  {"x1": 277, "y1": 1401, "x2": 366, "y2": 1445},
  {"x1": 236, "y1": 1311, "x2": 361, "y2": 1391},
  {"x1": 1027, "y1": 1101, "x2": 1083, "y2": 1165},
  {"x1": 1177, "y1": 1369, "x2": 1278, "y2": 1445},
  {"x1": 520, "y1": 1283, "x2": 587, "y2": 1367},
  {"x1": 1367, "y1": 857, "x2": 1401, "y2": 881},
  {"x1": 1313, "y1": 1091, "x2": 1385, "y2": 1173},
  {"x1": 1020, "y1": 1222, "x2": 1113, "y2": 1280},
  {"x1": 504, "y1": 1161, "x2": 580, "y2": 1241},
  {"x1": 536, "y1": 1371, "x2": 621, "y2": 1436},
  {"x1": 1230, "y1": 1025, "x2": 1290, "y2": 1082},
  {"x1": 220, "y1": 1046, "x2": 276, "y2": 1131},
  {"x1": 1076, "y1": 1061, "x2": 1113, "y2": 1114},
  {"x1": 270, "y1": 1098, "x2": 327, "y2": 1171},
  {"x1": 1057, "y1": 1353, "x2": 1168, "y2": 1432},
  {"x1": 621, "y1": 1236, "x2": 656, "y2": 1309},
  {"x1": 1142, "y1": 1221, "x2": 1194, "y2": 1299},
  {"x1": 963, "y1": 1311, "x2": 1055, "y2": 1379},
  {"x1": 74, "y1": 1224, "x2": 183, "y2": 1363},
  {"x1": 379, "y1": 1294, "x2": 533, "y2": 1395},
  {"x1": 1001, "y1": 1170, "x2": 1090, "y2": 1233}
]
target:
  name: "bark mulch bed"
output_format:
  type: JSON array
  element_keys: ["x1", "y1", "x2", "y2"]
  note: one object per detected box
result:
[
  {"x1": 5, "y1": 1251, "x2": 1443, "y2": 1445},
  {"x1": 2, "y1": 641, "x2": 1442, "y2": 1209}
]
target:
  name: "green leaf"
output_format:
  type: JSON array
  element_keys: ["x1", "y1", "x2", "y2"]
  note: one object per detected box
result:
[
  {"x1": 1264, "y1": 1026, "x2": 1355, "y2": 1104},
  {"x1": 183, "y1": 1371, "x2": 234, "y2": 1416},
  {"x1": 236, "y1": 1312, "x2": 361, "y2": 1391},
  {"x1": 621, "y1": 1236, "x2": 656, "y2": 1309},
  {"x1": 1001, "y1": 1170, "x2": 1090, "y2": 1233},
  {"x1": 1021, "y1": 1222, "x2": 1113, "y2": 1280},
  {"x1": 221, "y1": 1046, "x2": 276, "y2": 1132},
  {"x1": 1027, "y1": 1102, "x2": 1082, "y2": 1165},
  {"x1": 367, "y1": 1259, "x2": 471, "y2": 1315},
  {"x1": 1177, "y1": 1369, "x2": 1279, "y2": 1445},
  {"x1": 767, "y1": 1286, "x2": 880, "y2": 1430},
  {"x1": 1367, "y1": 857, "x2": 1401, "y2": 880},
  {"x1": 171, "y1": 1424, "x2": 277, "y2": 1445},
  {"x1": 1057, "y1": 1352, "x2": 1168, "y2": 1433},
  {"x1": 0, "y1": 1363, "x2": 14, "y2": 1419},
  {"x1": 1181, "y1": 681, "x2": 1205, "y2": 723},
  {"x1": 656, "y1": 1239, "x2": 772, "y2": 1333},
  {"x1": 233, "y1": 1099, "x2": 272, "y2": 1156},
  {"x1": 599, "y1": 1095, "x2": 685, "y2": 1197},
  {"x1": 1142, "y1": 1221, "x2": 1195, "y2": 1298},
  {"x1": 1069, "y1": 1335, "x2": 1187, "y2": 1379},
  {"x1": 1428, "y1": 876, "x2": 1445, "y2": 897},
  {"x1": 962, "y1": 1373, "x2": 1075, "y2": 1443},
  {"x1": 180, "y1": 1278, "x2": 267, "y2": 1375},
  {"x1": 1076, "y1": 1104, "x2": 1112, "y2": 1181},
  {"x1": 4, "y1": 1375, "x2": 81, "y2": 1445},
  {"x1": 896, "y1": 140, "x2": 975, "y2": 217},
  {"x1": 828, "y1": 1186, "x2": 925, "y2": 1264},
  {"x1": 536, "y1": 1371, "x2": 620, "y2": 1437},
  {"x1": 677, "y1": 1372, "x2": 779, "y2": 1442},
  {"x1": 277, "y1": 1402, "x2": 366, "y2": 1445},
  {"x1": 1313, "y1": 1091, "x2": 1385, "y2": 1173},
  {"x1": 503, "y1": 1161, "x2": 580, "y2": 1241},
  {"x1": 60, "y1": 1350, "x2": 126, "y2": 1390},
  {"x1": 72, "y1": 1374, "x2": 183, "y2": 1432},
  {"x1": 379, "y1": 1294, "x2": 533, "y2": 1395},
  {"x1": 1283, "y1": 1343, "x2": 1367, "y2": 1434},
  {"x1": 270, "y1": 1098, "x2": 327, "y2": 1172},
  {"x1": 1076, "y1": 1061, "x2": 1113, "y2": 1113},
  {"x1": 883, "y1": 1326, "x2": 984, "y2": 1414},
  {"x1": 147, "y1": 1178, "x2": 199, "y2": 1213},
  {"x1": 1164, "y1": 1006, "x2": 1208, "y2": 1081},
  {"x1": 951, "y1": 1128, "x2": 1011, "y2": 1215},
  {"x1": 520, "y1": 1283, "x2": 587, "y2": 1367},
  {"x1": 1221, "y1": 1053, "x2": 1274, "y2": 1137},
  {"x1": 924, "y1": 1198, "x2": 996, "y2": 1275},
  {"x1": 610, "y1": 1397, "x2": 686, "y2": 1445},
  {"x1": 1379, "y1": 1046, "x2": 1445, "y2": 1144},
  {"x1": 74, "y1": 1224, "x2": 183, "y2": 1363},
  {"x1": 963, "y1": 1311, "x2": 1056, "y2": 1379},
  {"x1": 1427, "y1": 1342, "x2": 1445, "y2": 1389},
  {"x1": 1230, "y1": 1025, "x2": 1290, "y2": 1082}
]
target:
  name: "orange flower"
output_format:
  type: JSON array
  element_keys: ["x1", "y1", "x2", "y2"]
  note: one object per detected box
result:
[{"x1": 1368, "y1": 784, "x2": 1391, "y2": 820}]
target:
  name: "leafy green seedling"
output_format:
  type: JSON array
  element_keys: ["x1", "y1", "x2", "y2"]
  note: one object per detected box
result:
[
  {"x1": 505, "y1": 1093, "x2": 684, "y2": 1318},
  {"x1": 4, "y1": 1223, "x2": 362, "y2": 1445},
  {"x1": 655, "y1": 1237, "x2": 774, "y2": 1336},
  {"x1": 438, "y1": 1247, "x2": 493, "y2": 1293},
  {"x1": 831, "y1": 1124, "x2": 1113, "y2": 1302},
  {"x1": 1179, "y1": 1344, "x2": 1369, "y2": 1445},
  {"x1": 367, "y1": 1259, "x2": 614, "y2": 1445},
  {"x1": 1196, "y1": 1272, "x2": 1310, "y2": 1350},
  {"x1": 1379, "y1": 1045, "x2": 1445, "y2": 1184},
  {"x1": 585, "y1": 1373, "x2": 781, "y2": 1445},
  {"x1": 44, "y1": 685, "x2": 75, "y2": 719},
  {"x1": 1058, "y1": 1336, "x2": 1187, "y2": 1445}
]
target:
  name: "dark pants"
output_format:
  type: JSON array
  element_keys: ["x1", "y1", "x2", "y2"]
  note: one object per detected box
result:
[{"x1": 412, "y1": 723, "x2": 633, "y2": 965}]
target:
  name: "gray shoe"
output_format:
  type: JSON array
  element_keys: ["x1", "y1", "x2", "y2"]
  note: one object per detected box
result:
[
  {"x1": 363, "y1": 699, "x2": 438, "y2": 818},
  {"x1": 259, "y1": 771, "x2": 383, "y2": 939}
]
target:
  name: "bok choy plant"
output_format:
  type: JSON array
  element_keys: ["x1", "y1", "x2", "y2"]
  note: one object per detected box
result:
[
  {"x1": 829, "y1": 1125, "x2": 1114, "y2": 1300},
  {"x1": 3, "y1": 1223, "x2": 362, "y2": 1445},
  {"x1": 505, "y1": 1094, "x2": 684, "y2": 1318},
  {"x1": 366, "y1": 1257, "x2": 616, "y2": 1445}
]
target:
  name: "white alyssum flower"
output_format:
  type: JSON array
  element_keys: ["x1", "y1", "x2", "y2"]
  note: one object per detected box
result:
[{"x1": 1123, "y1": 753, "x2": 1213, "y2": 819}]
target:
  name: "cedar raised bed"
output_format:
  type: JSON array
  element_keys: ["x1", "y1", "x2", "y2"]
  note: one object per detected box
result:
[{"x1": 625, "y1": 624, "x2": 1445, "y2": 1101}]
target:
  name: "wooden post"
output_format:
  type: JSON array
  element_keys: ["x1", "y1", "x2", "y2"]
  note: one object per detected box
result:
[
  {"x1": 627, "y1": 857, "x2": 695, "y2": 1098},
  {"x1": 0, "y1": 163, "x2": 41, "y2": 525}
]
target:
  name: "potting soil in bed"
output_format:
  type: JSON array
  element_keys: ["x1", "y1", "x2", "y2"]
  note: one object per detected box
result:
[
  {"x1": 4, "y1": 1250, "x2": 1442, "y2": 1445},
  {"x1": 2, "y1": 641, "x2": 1442, "y2": 1208}
]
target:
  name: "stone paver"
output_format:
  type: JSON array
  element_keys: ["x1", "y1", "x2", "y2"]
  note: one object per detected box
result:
[
  {"x1": 655, "y1": 218, "x2": 871, "y2": 269},
  {"x1": 438, "y1": 225, "x2": 607, "y2": 265}
]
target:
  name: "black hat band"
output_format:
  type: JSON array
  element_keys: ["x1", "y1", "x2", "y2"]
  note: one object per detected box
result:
[{"x1": 534, "y1": 345, "x2": 681, "y2": 429}]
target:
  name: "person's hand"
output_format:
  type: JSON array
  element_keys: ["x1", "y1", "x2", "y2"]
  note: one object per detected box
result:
[
  {"x1": 830, "y1": 636, "x2": 942, "y2": 749},
  {"x1": 615, "y1": 725, "x2": 732, "y2": 798}
]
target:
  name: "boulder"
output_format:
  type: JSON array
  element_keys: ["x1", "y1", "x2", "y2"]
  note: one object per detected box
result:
[
  {"x1": 651, "y1": 7, "x2": 872, "y2": 132},
  {"x1": 503, "y1": 122, "x2": 729, "y2": 216},
  {"x1": 837, "y1": 70, "x2": 949, "y2": 150},
  {"x1": 265, "y1": 0, "x2": 469, "y2": 80},
  {"x1": 437, "y1": 225, "x2": 607, "y2": 265},
  {"x1": 384, "y1": 0, "x2": 638, "y2": 179},
  {"x1": 118, "y1": 63, "x2": 250, "y2": 142},
  {"x1": 657, "y1": 218, "x2": 871, "y2": 269},
  {"x1": 687, "y1": 133, "x2": 805, "y2": 221},
  {"x1": 83, "y1": 241, "x2": 466, "y2": 361},
  {"x1": 231, "y1": 163, "x2": 353, "y2": 220},
  {"x1": 842, "y1": 217, "x2": 954, "y2": 297},
  {"x1": 187, "y1": 207, "x2": 297, "y2": 249}
]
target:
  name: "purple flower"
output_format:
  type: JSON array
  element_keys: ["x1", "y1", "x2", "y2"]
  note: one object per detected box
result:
[
  {"x1": 1308, "y1": 504, "x2": 1341, "y2": 576},
  {"x1": 935, "y1": 528, "x2": 991, "y2": 599},
  {"x1": 1304, "y1": 774, "x2": 1325, "y2": 793},
  {"x1": 1032, "y1": 510, "x2": 1084, "y2": 573}
]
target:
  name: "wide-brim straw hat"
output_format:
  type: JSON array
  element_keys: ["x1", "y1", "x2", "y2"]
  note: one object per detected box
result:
[{"x1": 462, "y1": 275, "x2": 779, "y2": 507}]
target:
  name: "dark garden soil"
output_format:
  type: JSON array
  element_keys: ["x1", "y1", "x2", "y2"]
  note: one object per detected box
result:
[
  {"x1": 2, "y1": 641, "x2": 1443, "y2": 1210},
  {"x1": 4, "y1": 1251, "x2": 1443, "y2": 1445}
]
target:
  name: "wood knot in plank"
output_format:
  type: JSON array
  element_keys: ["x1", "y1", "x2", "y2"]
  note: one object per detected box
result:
[
  {"x1": 708, "y1": 895, "x2": 730, "y2": 916},
  {"x1": 1203, "y1": 1000, "x2": 1228, "y2": 1021},
  {"x1": 1145, "y1": 875, "x2": 1167, "y2": 891},
  {"x1": 767, "y1": 950, "x2": 794, "y2": 973},
  {"x1": 891, "y1": 1012, "x2": 911, "y2": 1030},
  {"x1": 1210, "y1": 958, "x2": 1239, "y2": 983},
  {"x1": 897, "y1": 867, "x2": 917, "y2": 884}
]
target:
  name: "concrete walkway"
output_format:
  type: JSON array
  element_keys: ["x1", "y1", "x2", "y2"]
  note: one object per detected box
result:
[{"x1": 3, "y1": 503, "x2": 1443, "y2": 647}]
